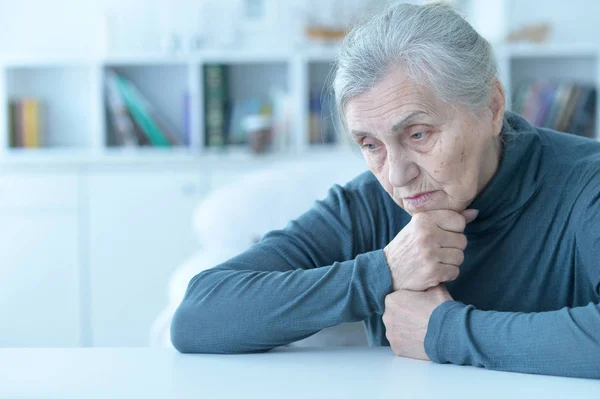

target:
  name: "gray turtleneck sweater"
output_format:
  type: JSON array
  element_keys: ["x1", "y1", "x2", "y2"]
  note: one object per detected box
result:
[{"x1": 171, "y1": 112, "x2": 600, "y2": 379}]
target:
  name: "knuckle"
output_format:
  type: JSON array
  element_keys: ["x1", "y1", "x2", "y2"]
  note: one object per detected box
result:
[
  {"x1": 419, "y1": 230, "x2": 435, "y2": 245},
  {"x1": 385, "y1": 329, "x2": 393, "y2": 341},
  {"x1": 429, "y1": 272, "x2": 440, "y2": 284},
  {"x1": 455, "y1": 216, "x2": 467, "y2": 231},
  {"x1": 451, "y1": 268, "x2": 460, "y2": 280},
  {"x1": 420, "y1": 246, "x2": 434, "y2": 261},
  {"x1": 458, "y1": 234, "x2": 468, "y2": 249},
  {"x1": 423, "y1": 264, "x2": 438, "y2": 280},
  {"x1": 424, "y1": 279, "x2": 437, "y2": 289},
  {"x1": 384, "y1": 295, "x2": 392, "y2": 308}
]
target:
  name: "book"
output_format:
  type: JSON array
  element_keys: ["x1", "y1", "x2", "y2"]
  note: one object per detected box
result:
[
  {"x1": 183, "y1": 91, "x2": 191, "y2": 147},
  {"x1": 122, "y1": 76, "x2": 181, "y2": 146},
  {"x1": 512, "y1": 81, "x2": 596, "y2": 137},
  {"x1": 105, "y1": 71, "x2": 139, "y2": 147},
  {"x1": 113, "y1": 74, "x2": 171, "y2": 147},
  {"x1": 569, "y1": 86, "x2": 596, "y2": 138},
  {"x1": 204, "y1": 64, "x2": 229, "y2": 147},
  {"x1": 19, "y1": 99, "x2": 41, "y2": 148},
  {"x1": 557, "y1": 85, "x2": 579, "y2": 133},
  {"x1": 9, "y1": 101, "x2": 20, "y2": 148}
]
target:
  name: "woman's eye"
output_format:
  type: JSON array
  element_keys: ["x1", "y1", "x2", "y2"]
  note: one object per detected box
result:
[
  {"x1": 362, "y1": 143, "x2": 379, "y2": 151},
  {"x1": 411, "y1": 132, "x2": 426, "y2": 140}
]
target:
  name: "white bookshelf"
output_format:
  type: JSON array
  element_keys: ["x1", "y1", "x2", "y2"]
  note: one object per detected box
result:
[{"x1": 0, "y1": 43, "x2": 599, "y2": 164}]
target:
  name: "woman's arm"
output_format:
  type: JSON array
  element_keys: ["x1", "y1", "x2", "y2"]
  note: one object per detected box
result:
[
  {"x1": 424, "y1": 172, "x2": 600, "y2": 379},
  {"x1": 171, "y1": 181, "x2": 394, "y2": 354},
  {"x1": 424, "y1": 301, "x2": 600, "y2": 378}
]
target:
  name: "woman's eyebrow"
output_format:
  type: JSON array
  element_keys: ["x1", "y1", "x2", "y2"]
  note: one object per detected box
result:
[
  {"x1": 390, "y1": 111, "x2": 427, "y2": 134},
  {"x1": 350, "y1": 111, "x2": 427, "y2": 139}
]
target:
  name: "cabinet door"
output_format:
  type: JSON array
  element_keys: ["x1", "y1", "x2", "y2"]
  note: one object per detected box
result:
[
  {"x1": 0, "y1": 171, "x2": 80, "y2": 347},
  {"x1": 88, "y1": 167, "x2": 207, "y2": 347}
]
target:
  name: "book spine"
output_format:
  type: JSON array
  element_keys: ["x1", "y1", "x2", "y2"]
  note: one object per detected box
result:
[
  {"x1": 204, "y1": 64, "x2": 228, "y2": 147},
  {"x1": 16, "y1": 101, "x2": 24, "y2": 148},
  {"x1": 30, "y1": 99, "x2": 40, "y2": 147},
  {"x1": 23, "y1": 99, "x2": 34, "y2": 148},
  {"x1": 184, "y1": 91, "x2": 191, "y2": 147},
  {"x1": 9, "y1": 101, "x2": 17, "y2": 148}
]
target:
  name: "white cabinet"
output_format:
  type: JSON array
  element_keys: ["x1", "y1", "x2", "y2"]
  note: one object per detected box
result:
[
  {"x1": 0, "y1": 170, "x2": 81, "y2": 347},
  {"x1": 87, "y1": 166, "x2": 208, "y2": 347}
]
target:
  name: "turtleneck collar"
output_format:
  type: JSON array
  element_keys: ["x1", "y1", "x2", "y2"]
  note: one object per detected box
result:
[{"x1": 465, "y1": 112, "x2": 545, "y2": 235}]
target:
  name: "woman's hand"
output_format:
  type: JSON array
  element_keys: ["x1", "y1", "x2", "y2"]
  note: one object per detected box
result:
[
  {"x1": 383, "y1": 209, "x2": 477, "y2": 292},
  {"x1": 383, "y1": 285, "x2": 453, "y2": 360}
]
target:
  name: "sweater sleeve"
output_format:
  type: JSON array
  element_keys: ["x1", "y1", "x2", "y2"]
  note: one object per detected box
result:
[
  {"x1": 423, "y1": 301, "x2": 600, "y2": 378},
  {"x1": 171, "y1": 182, "x2": 393, "y2": 354},
  {"x1": 424, "y1": 170, "x2": 600, "y2": 379}
]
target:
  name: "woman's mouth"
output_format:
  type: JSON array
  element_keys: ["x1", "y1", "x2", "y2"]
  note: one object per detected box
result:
[{"x1": 403, "y1": 191, "x2": 438, "y2": 208}]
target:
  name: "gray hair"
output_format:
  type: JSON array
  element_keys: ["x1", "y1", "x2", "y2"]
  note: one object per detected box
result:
[{"x1": 333, "y1": 2, "x2": 500, "y2": 128}]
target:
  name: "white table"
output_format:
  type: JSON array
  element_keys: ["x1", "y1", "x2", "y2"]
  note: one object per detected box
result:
[{"x1": 0, "y1": 346, "x2": 597, "y2": 398}]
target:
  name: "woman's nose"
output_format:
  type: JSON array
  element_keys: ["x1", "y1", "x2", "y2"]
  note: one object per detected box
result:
[{"x1": 388, "y1": 155, "x2": 419, "y2": 187}]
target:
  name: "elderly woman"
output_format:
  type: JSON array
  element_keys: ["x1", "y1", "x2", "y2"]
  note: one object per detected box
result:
[{"x1": 171, "y1": 3, "x2": 600, "y2": 379}]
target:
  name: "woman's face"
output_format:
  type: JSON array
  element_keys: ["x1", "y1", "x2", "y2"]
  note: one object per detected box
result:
[{"x1": 345, "y1": 69, "x2": 504, "y2": 215}]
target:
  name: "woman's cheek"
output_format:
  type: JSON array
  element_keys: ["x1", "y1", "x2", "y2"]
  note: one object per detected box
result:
[{"x1": 363, "y1": 148, "x2": 386, "y2": 172}]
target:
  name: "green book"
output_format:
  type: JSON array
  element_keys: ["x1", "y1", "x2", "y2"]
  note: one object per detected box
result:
[
  {"x1": 204, "y1": 64, "x2": 228, "y2": 147},
  {"x1": 114, "y1": 75, "x2": 171, "y2": 147}
]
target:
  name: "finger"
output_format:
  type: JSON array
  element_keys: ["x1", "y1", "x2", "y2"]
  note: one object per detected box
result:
[
  {"x1": 424, "y1": 210, "x2": 466, "y2": 233},
  {"x1": 461, "y1": 209, "x2": 479, "y2": 224},
  {"x1": 436, "y1": 248, "x2": 464, "y2": 266},
  {"x1": 437, "y1": 263, "x2": 460, "y2": 283},
  {"x1": 439, "y1": 231, "x2": 467, "y2": 250},
  {"x1": 426, "y1": 284, "x2": 453, "y2": 301}
]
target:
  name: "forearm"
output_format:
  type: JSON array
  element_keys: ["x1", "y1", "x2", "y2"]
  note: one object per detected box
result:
[
  {"x1": 425, "y1": 301, "x2": 600, "y2": 379},
  {"x1": 171, "y1": 250, "x2": 392, "y2": 354}
]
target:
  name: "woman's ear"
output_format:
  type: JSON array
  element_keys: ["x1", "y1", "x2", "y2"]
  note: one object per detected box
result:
[{"x1": 489, "y1": 79, "x2": 506, "y2": 137}]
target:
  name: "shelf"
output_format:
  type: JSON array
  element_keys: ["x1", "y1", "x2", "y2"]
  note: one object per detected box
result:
[
  {"x1": 104, "y1": 64, "x2": 190, "y2": 147},
  {"x1": 6, "y1": 66, "x2": 97, "y2": 149},
  {"x1": 0, "y1": 46, "x2": 341, "y2": 68},
  {"x1": 0, "y1": 55, "x2": 98, "y2": 68},
  {"x1": 2, "y1": 42, "x2": 599, "y2": 160},
  {"x1": 201, "y1": 49, "x2": 292, "y2": 64},
  {"x1": 510, "y1": 55, "x2": 597, "y2": 86},
  {"x1": 0, "y1": 147, "x2": 204, "y2": 166},
  {"x1": 301, "y1": 46, "x2": 341, "y2": 63},
  {"x1": 3, "y1": 43, "x2": 600, "y2": 68},
  {"x1": 201, "y1": 62, "x2": 290, "y2": 150},
  {"x1": 308, "y1": 61, "x2": 340, "y2": 146},
  {"x1": 0, "y1": 143, "x2": 359, "y2": 167},
  {"x1": 503, "y1": 43, "x2": 599, "y2": 59},
  {"x1": 102, "y1": 55, "x2": 194, "y2": 66}
]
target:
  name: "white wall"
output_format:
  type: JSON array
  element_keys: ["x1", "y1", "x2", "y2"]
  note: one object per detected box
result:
[
  {"x1": 0, "y1": 0, "x2": 167, "y2": 54},
  {"x1": 9, "y1": 0, "x2": 598, "y2": 57}
]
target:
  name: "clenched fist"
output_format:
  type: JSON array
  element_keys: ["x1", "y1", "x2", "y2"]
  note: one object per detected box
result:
[
  {"x1": 383, "y1": 209, "x2": 478, "y2": 291},
  {"x1": 383, "y1": 284, "x2": 453, "y2": 360}
]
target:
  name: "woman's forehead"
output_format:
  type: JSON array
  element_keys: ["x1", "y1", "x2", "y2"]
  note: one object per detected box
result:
[{"x1": 346, "y1": 70, "x2": 443, "y2": 118}]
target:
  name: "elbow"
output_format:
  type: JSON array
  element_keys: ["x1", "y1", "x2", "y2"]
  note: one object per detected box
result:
[
  {"x1": 170, "y1": 301, "x2": 214, "y2": 354},
  {"x1": 170, "y1": 303, "x2": 195, "y2": 353},
  {"x1": 170, "y1": 300, "x2": 264, "y2": 355},
  {"x1": 169, "y1": 272, "x2": 226, "y2": 354}
]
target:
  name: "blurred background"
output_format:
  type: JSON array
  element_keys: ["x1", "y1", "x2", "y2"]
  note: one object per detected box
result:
[{"x1": 0, "y1": 0, "x2": 597, "y2": 349}]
